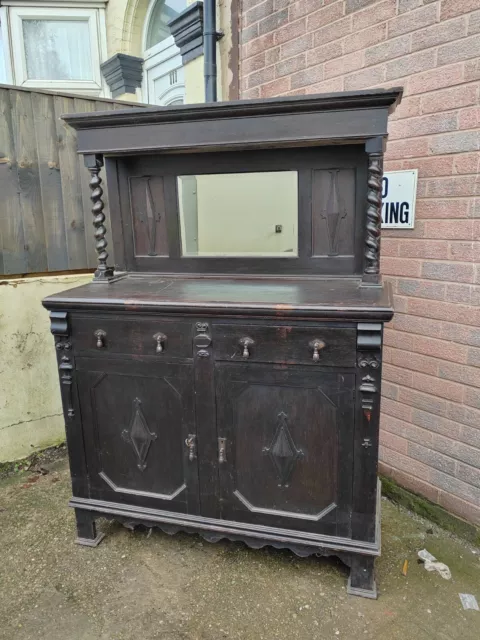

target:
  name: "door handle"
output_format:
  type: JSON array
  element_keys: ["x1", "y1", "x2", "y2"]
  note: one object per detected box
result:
[
  {"x1": 185, "y1": 434, "x2": 196, "y2": 461},
  {"x1": 218, "y1": 437, "x2": 227, "y2": 463}
]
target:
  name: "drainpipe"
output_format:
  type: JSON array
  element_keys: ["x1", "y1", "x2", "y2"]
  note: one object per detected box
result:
[{"x1": 203, "y1": 0, "x2": 217, "y2": 102}]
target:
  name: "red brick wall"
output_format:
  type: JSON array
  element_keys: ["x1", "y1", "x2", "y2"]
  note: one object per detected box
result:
[{"x1": 239, "y1": 0, "x2": 480, "y2": 525}]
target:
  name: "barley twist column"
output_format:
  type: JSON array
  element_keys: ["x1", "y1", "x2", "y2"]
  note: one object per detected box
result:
[
  {"x1": 84, "y1": 154, "x2": 114, "y2": 282},
  {"x1": 362, "y1": 138, "x2": 384, "y2": 286}
]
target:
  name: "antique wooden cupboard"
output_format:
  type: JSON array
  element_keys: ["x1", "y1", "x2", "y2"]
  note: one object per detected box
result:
[{"x1": 43, "y1": 89, "x2": 402, "y2": 599}]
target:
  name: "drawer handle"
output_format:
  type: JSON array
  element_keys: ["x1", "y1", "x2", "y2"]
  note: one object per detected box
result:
[
  {"x1": 153, "y1": 332, "x2": 167, "y2": 353},
  {"x1": 239, "y1": 336, "x2": 255, "y2": 358},
  {"x1": 309, "y1": 339, "x2": 326, "y2": 362},
  {"x1": 94, "y1": 329, "x2": 106, "y2": 349},
  {"x1": 185, "y1": 434, "x2": 196, "y2": 461}
]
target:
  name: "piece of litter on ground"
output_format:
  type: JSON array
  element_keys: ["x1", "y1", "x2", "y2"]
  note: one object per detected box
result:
[
  {"x1": 459, "y1": 594, "x2": 479, "y2": 611},
  {"x1": 418, "y1": 549, "x2": 436, "y2": 562},
  {"x1": 417, "y1": 549, "x2": 451, "y2": 580},
  {"x1": 402, "y1": 559, "x2": 408, "y2": 576}
]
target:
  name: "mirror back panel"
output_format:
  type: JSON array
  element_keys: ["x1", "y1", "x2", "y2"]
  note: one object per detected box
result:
[{"x1": 109, "y1": 146, "x2": 367, "y2": 276}]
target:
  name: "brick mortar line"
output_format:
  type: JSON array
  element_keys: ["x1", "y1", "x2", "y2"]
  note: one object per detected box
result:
[
  {"x1": 381, "y1": 375, "x2": 480, "y2": 420},
  {"x1": 383, "y1": 330, "x2": 479, "y2": 354},
  {"x1": 384, "y1": 196, "x2": 478, "y2": 201},
  {"x1": 240, "y1": 73, "x2": 480, "y2": 117},
  {"x1": 384, "y1": 343, "x2": 478, "y2": 369},
  {"x1": 381, "y1": 410, "x2": 480, "y2": 456},
  {"x1": 384, "y1": 359, "x2": 480, "y2": 391},
  {"x1": 243, "y1": 8, "x2": 308, "y2": 34},
  {"x1": 388, "y1": 127, "x2": 480, "y2": 141},
  {"x1": 381, "y1": 407, "x2": 480, "y2": 457},
  {"x1": 380, "y1": 459, "x2": 480, "y2": 518},
  {"x1": 390, "y1": 110, "x2": 480, "y2": 126},
  {"x1": 242, "y1": 4, "x2": 480, "y2": 58},
  {"x1": 380, "y1": 441, "x2": 480, "y2": 492},
  {"x1": 380, "y1": 382, "x2": 480, "y2": 428},
  {"x1": 381, "y1": 425, "x2": 480, "y2": 476},
  {"x1": 244, "y1": 2, "x2": 471, "y2": 41},
  {"x1": 383, "y1": 278, "x2": 480, "y2": 288},
  {"x1": 391, "y1": 276, "x2": 480, "y2": 283},
  {"x1": 379, "y1": 459, "x2": 446, "y2": 491},
  {"x1": 361, "y1": 35, "x2": 480, "y2": 73},
  {"x1": 385, "y1": 236, "x2": 478, "y2": 240},
  {"x1": 384, "y1": 162, "x2": 480, "y2": 171},
  {"x1": 387, "y1": 130, "x2": 480, "y2": 142},
  {"x1": 386, "y1": 258, "x2": 476, "y2": 266}
]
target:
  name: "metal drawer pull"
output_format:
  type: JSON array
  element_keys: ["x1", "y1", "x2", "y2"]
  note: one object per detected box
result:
[
  {"x1": 218, "y1": 437, "x2": 227, "y2": 463},
  {"x1": 153, "y1": 332, "x2": 167, "y2": 353},
  {"x1": 94, "y1": 329, "x2": 106, "y2": 348},
  {"x1": 309, "y1": 339, "x2": 326, "y2": 362},
  {"x1": 185, "y1": 435, "x2": 196, "y2": 461},
  {"x1": 239, "y1": 336, "x2": 254, "y2": 358}
]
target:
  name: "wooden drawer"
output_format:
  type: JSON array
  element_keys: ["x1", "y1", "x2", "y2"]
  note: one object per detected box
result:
[
  {"x1": 212, "y1": 324, "x2": 356, "y2": 367},
  {"x1": 71, "y1": 316, "x2": 193, "y2": 359}
]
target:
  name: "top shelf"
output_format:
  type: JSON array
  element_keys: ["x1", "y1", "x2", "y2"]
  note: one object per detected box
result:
[
  {"x1": 62, "y1": 88, "x2": 403, "y2": 156},
  {"x1": 42, "y1": 274, "x2": 394, "y2": 321}
]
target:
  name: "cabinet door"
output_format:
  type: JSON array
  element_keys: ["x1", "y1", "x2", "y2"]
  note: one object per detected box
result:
[
  {"x1": 215, "y1": 364, "x2": 355, "y2": 537},
  {"x1": 76, "y1": 357, "x2": 199, "y2": 514}
]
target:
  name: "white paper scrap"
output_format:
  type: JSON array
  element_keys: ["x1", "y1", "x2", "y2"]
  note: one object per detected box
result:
[
  {"x1": 459, "y1": 594, "x2": 479, "y2": 611},
  {"x1": 417, "y1": 549, "x2": 451, "y2": 580}
]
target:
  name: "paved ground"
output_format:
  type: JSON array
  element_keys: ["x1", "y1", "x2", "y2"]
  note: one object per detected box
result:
[{"x1": 0, "y1": 455, "x2": 479, "y2": 640}]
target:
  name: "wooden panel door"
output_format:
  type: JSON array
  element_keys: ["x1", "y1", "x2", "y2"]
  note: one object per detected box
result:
[
  {"x1": 215, "y1": 363, "x2": 355, "y2": 537},
  {"x1": 76, "y1": 357, "x2": 199, "y2": 514}
]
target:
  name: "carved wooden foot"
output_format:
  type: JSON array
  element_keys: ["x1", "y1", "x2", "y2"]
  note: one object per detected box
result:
[
  {"x1": 74, "y1": 509, "x2": 105, "y2": 547},
  {"x1": 347, "y1": 555, "x2": 377, "y2": 599}
]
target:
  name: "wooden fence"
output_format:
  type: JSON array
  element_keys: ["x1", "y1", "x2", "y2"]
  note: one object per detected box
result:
[{"x1": 0, "y1": 85, "x2": 144, "y2": 276}]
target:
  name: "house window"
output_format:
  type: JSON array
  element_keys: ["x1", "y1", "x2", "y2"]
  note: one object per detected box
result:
[
  {"x1": 6, "y1": 4, "x2": 107, "y2": 95},
  {"x1": 145, "y1": 0, "x2": 186, "y2": 49},
  {"x1": 0, "y1": 20, "x2": 6, "y2": 83},
  {"x1": 23, "y1": 19, "x2": 93, "y2": 81}
]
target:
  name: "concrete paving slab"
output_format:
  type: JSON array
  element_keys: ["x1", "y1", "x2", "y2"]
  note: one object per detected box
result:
[{"x1": 0, "y1": 457, "x2": 479, "y2": 640}]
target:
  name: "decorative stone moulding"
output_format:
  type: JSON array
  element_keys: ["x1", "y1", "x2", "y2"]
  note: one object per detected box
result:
[
  {"x1": 169, "y1": 1, "x2": 205, "y2": 64},
  {"x1": 101, "y1": 53, "x2": 143, "y2": 98}
]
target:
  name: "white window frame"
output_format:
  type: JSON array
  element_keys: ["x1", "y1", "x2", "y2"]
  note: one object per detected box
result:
[
  {"x1": 142, "y1": 0, "x2": 186, "y2": 105},
  {"x1": 8, "y1": 4, "x2": 107, "y2": 94},
  {"x1": 0, "y1": 8, "x2": 14, "y2": 84}
]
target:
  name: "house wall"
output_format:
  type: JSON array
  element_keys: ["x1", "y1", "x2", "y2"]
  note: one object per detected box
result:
[
  {"x1": 238, "y1": 0, "x2": 480, "y2": 525},
  {"x1": 0, "y1": 274, "x2": 91, "y2": 462}
]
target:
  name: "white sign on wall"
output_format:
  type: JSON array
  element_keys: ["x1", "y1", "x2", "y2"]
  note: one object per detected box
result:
[{"x1": 381, "y1": 169, "x2": 418, "y2": 229}]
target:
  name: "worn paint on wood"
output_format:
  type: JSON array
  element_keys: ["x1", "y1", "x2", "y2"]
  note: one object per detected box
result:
[
  {"x1": 0, "y1": 89, "x2": 28, "y2": 275},
  {"x1": 11, "y1": 90, "x2": 48, "y2": 272},
  {"x1": 0, "y1": 86, "x2": 141, "y2": 276},
  {"x1": 32, "y1": 92, "x2": 68, "y2": 272},
  {"x1": 54, "y1": 95, "x2": 88, "y2": 270}
]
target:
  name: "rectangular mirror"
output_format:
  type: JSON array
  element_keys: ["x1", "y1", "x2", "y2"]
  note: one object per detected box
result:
[{"x1": 177, "y1": 171, "x2": 298, "y2": 257}]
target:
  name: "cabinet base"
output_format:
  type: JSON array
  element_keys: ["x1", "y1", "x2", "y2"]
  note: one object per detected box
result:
[
  {"x1": 69, "y1": 486, "x2": 381, "y2": 597},
  {"x1": 347, "y1": 576, "x2": 377, "y2": 600},
  {"x1": 75, "y1": 532, "x2": 106, "y2": 547}
]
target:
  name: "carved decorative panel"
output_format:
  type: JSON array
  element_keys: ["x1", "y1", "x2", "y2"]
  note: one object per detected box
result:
[
  {"x1": 129, "y1": 177, "x2": 168, "y2": 257},
  {"x1": 312, "y1": 168, "x2": 355, "y2": 257},
  {"x1": 122, "y1": 397, "x2": 157, "y2": 471},
  {"x1": 263, "y1": 412, "x2": 304, "y2": 487}
]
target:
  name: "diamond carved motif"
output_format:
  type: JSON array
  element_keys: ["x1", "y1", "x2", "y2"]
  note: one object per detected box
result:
[
  {"x1": 122, "y1": 398, "x2": 157, "y2": 471},
  {"x1": 321, "y1": 169, "x2": 347, "y2": 256},
  {"x1": 263, "y1": 412, "x2": 304, "y2": 487}
]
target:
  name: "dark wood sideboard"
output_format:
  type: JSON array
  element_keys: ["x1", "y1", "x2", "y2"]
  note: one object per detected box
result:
[{"x1": 43, "y1": 89, "x2": 402, "y2": 599}]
